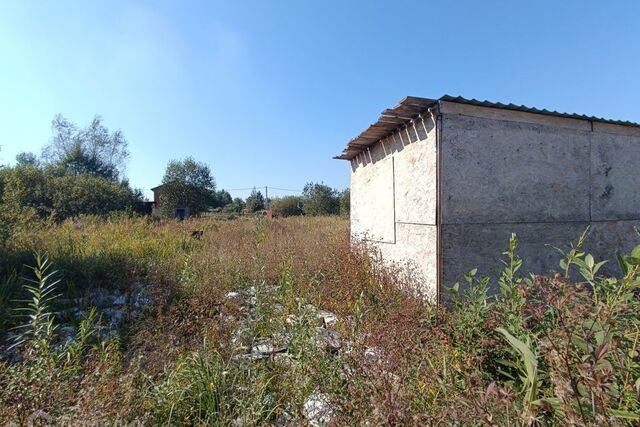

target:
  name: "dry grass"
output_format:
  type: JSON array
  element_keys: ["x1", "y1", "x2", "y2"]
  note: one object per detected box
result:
[{"x1": 0, "y1": 216, "x2": 638, "y2": 425}]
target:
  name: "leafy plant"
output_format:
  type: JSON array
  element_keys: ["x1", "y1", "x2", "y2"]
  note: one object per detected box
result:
[
  {"x1": 62, "y1": 307, "x2": 99, "y2": 373},
  {"x1": 495, "y1": 327, "x2": 540, "y2": 418},
  {"x1": 550, "y1": 226, "x2": 590, "y2": 278},
  {"x1": 11, "y1": 253, "x2": 61, "y2": 356}
]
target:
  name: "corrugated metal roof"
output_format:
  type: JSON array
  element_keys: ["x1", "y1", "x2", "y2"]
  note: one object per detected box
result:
[{"x1": 335, "y1": 95, "x2": 640, "y2": 160}]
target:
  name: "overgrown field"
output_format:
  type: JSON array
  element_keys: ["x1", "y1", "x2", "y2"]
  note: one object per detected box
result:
[{"x1": 0, "y1": 216, "x2": 639, "y2": 425}]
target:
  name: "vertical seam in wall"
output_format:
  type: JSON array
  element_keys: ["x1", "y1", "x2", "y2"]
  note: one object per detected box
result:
[
  {"x1": 589, "y1": 120, "x2": 593, "y2": 222},
  {"x1": 392, "y1": 155, "x2": 397, "y2": 244},
  {"x1": 436, "y1": 108, "x2": 443, "y2": 305}
]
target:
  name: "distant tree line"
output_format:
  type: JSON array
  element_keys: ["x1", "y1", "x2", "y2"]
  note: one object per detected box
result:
[
  {"x1": 269, "y1": 183, "x2": 349, "y2": 217},
  {"x1": 0, "y1": 113, "x2": 350, "y2": 241},
  {"x1": 158, "y1": 165, "x2": 349, "y2": 218},
  {"x1": 157, "y1": 157, "x2": 349, "y2": 218}
]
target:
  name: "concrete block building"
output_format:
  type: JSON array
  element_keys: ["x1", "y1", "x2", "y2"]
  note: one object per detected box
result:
[{"x1": 336, "y1": 95, "x2": 640, "y2": 302}]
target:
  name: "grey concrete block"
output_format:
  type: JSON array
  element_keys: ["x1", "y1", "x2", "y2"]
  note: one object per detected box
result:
[
  {"x1": 591, "y1": 132, "x2": 640, "y2": 221},
  {"x1": 584, "y1": 220, "x2": 640, "y2": 276},
  {"x1": 441, "y1": 222, "x2": 588, "y2": 293}
]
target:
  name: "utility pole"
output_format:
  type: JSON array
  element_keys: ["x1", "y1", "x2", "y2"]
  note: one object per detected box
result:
[{"x1": 265, "y1": 186, "x2": 268, "y2": 208}]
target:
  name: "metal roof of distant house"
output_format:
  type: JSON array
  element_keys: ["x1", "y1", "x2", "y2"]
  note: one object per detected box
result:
[{"x1": 335, "y1": 95, "x2": 640, "y2": 160}]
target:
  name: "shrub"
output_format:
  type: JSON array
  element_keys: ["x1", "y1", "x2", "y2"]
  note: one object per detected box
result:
[
  {"x1": 270, "y1": 196, "x2": 303, "y2": 217},
  {"x1": 0, "y1": 165, "x2": 143, "y2": 222},
  {"x1": 338, "y1": 189, "x2": 350, "y2": 217},
  {"x1": 245, "y1": 189, "x2": 265, "y2": 213},
  {"x1": 301, "y1": 182, "x2": 338, "y2": 216}
]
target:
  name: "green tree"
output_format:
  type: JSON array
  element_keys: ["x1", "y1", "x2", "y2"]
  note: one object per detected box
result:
[
  {"x1": 338, "y1": 189, "x2": 350, "y2": 217},
  {"x1": 302, "y1": 182, "x2": 338, "y2": 216},
  {"x1": 223, "y1": 197, "x2": 245, "y2": 213},
  {"x1": 15, "y1": 152, "x2": 39, "y2": 167},
  {"x1": 48, "y1": 174, "x2": 143, "y2": 219},
  {"x1": 270, "y1": 196, "x2": 303, "y2": 217},
  {"x1": 213, "y1": 190, "x2": 232, "y2": 209},
  {"x1": 42, "y1": 114, "x2": 129, "y2": 181},
  {"x1": 161, "y1": 157, "x2": 216, "y2": 217},
  {"x1": 244, "y1": 189, "x2": 265, "y2": 213},
  {"x1": 0, "y1": 166, "x2": 51, "y2": 220}
]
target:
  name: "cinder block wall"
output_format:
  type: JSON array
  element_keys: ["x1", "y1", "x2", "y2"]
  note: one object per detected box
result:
[
  {"x1": 439, "y1": 102, "x2": 640, "y2": 292},
  {"x1": 350, "y1": 114, "x2": 438, "y2": 297}
]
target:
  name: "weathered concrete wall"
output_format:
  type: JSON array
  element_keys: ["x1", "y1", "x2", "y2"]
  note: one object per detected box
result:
[
  {"x1": 441, "y1": 220, "x2": 640, "y2": 292},
  {"x1": 591, "y1": 128, "x2": 640, "y2": 220},
  {"x1": 440, "y1": 113, "x2": 591, "y2": 224},
  {"x1": 439, "y1": 102, "x2": 640, "y2": 291},
  {"x1": 351, "y1": 155, "x2": 395, "y2": 243},
  {"x1": 350, "y1": 114, "x2": 438, "y2": 296}
]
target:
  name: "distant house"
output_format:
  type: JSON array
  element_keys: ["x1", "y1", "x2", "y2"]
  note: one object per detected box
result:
[
  {"x1": 336, "y1": 95, "x2": 640, "y2": 302},
  {"x1": 151, "y1": 184, "x2": 190, "y2": 220}
]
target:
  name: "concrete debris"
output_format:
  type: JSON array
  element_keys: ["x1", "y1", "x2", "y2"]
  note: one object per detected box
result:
[
  {"x1": 130, "y1": 283, "x2": 152, "y2": 309},
  {"x1": 252, "y1": 338, "x2": 287, "y2": 355},
  {"x1": 317, "y1": 310, "x2": 338, "y2": 328},
  {"x1": 0, "y1": 333, "x2": 22, "y2": 363},
  {"x1": 364, "y1": 347, "x2": 381, "y2": 363},
  {"x1": 112, "y1": 295, "x2": 127, "y2": 305},
  {"x1": 103, "y1": 307, "x2": 125, "y2": 329},
  {"x1": 225, "y1": 291, "x2": 241, "y2": 300},
  {"x1": 275, "y1": 410, "x2": 294, "y2": 426},
  {"x1": 303, "y1": 391, "x2": 335, "y2": 427},
  {"x1": 240, "y1": 286, "x2": 257, "y2": 307},
  {"x1": 58, "y1": 325, "x2": 77, "y2": 346},
  {"x1": 228, "y1": 282, "x2": 345, "y2": 374},
  {"x1": 315, "y1": 327, "x2": 341, "y2": 353},
  {"x1": 87, "y1": 287, "x2": 121, "y2": 308}
]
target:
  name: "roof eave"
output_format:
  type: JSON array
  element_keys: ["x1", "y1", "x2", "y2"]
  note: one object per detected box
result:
[
  {"x1": 336, "y1": 94, "x2": 640, "y2": 161},
  {"x1": 335, "y1": 96, "x2": 439, "y2": 160}
]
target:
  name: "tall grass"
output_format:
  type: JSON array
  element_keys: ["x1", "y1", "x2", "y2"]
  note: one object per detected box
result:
[{"x1": 0, "y1": 215, "x2": 638, "y2": 425}]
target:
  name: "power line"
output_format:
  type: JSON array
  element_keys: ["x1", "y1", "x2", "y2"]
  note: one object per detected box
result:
[
  {"x1": 225, "y1": 186, "x2": 302, "y2": 193},
  {"x1": 142, "y1": 186, "x2": 303, "y2": 193},
  {"x1": 268, "y1": 187, "x2": 302, "y2": 193}
]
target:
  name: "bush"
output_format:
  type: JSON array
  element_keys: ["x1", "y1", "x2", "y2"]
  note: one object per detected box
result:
[
  {"x1": 223, "y1": 197, "x2": 245, "y2": 213},
  {"x1": 301, "y1": 182, "x2": 338, "y2": 216},
  {"x1": 270, "y1": 196, "x2": 303, "y2": 217},
  {"x1": 48, "y1": 174, "x2": 143, "y2": 219},
  {"x1": 245, "y1": 189, "x2": 265, "y2": 213},
  {"x1": 338, "y1": 189, "x2": 350, "y2": 217},
  {"x1": 0, "y1": 166, "x2": 143, "y2": 223}
]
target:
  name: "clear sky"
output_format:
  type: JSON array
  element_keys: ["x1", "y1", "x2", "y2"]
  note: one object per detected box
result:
[{"x1": 1, "y1": 1, "x2": 639, "y2": 200}]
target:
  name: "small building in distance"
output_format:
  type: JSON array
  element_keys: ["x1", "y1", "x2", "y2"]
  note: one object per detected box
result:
[
  {"x1": 150, "y1": 184, "x2": 190, "y2": 220},
  {"x1": 336, "y1": 95, "x2": 640, "y2": 302}
]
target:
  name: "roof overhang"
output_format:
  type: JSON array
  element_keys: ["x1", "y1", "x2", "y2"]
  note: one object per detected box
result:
[
  {"x1": 335, "y1": 95, "x2": 640, "y2": 160},
  {"x1": 334, "y1": 96, "x2": 438, "y2": 160}
]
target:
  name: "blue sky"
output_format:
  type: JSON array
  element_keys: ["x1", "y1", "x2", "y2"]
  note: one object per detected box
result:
[{"x1": 1, "y1": 1, "x2": 639, "y2": 200}]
